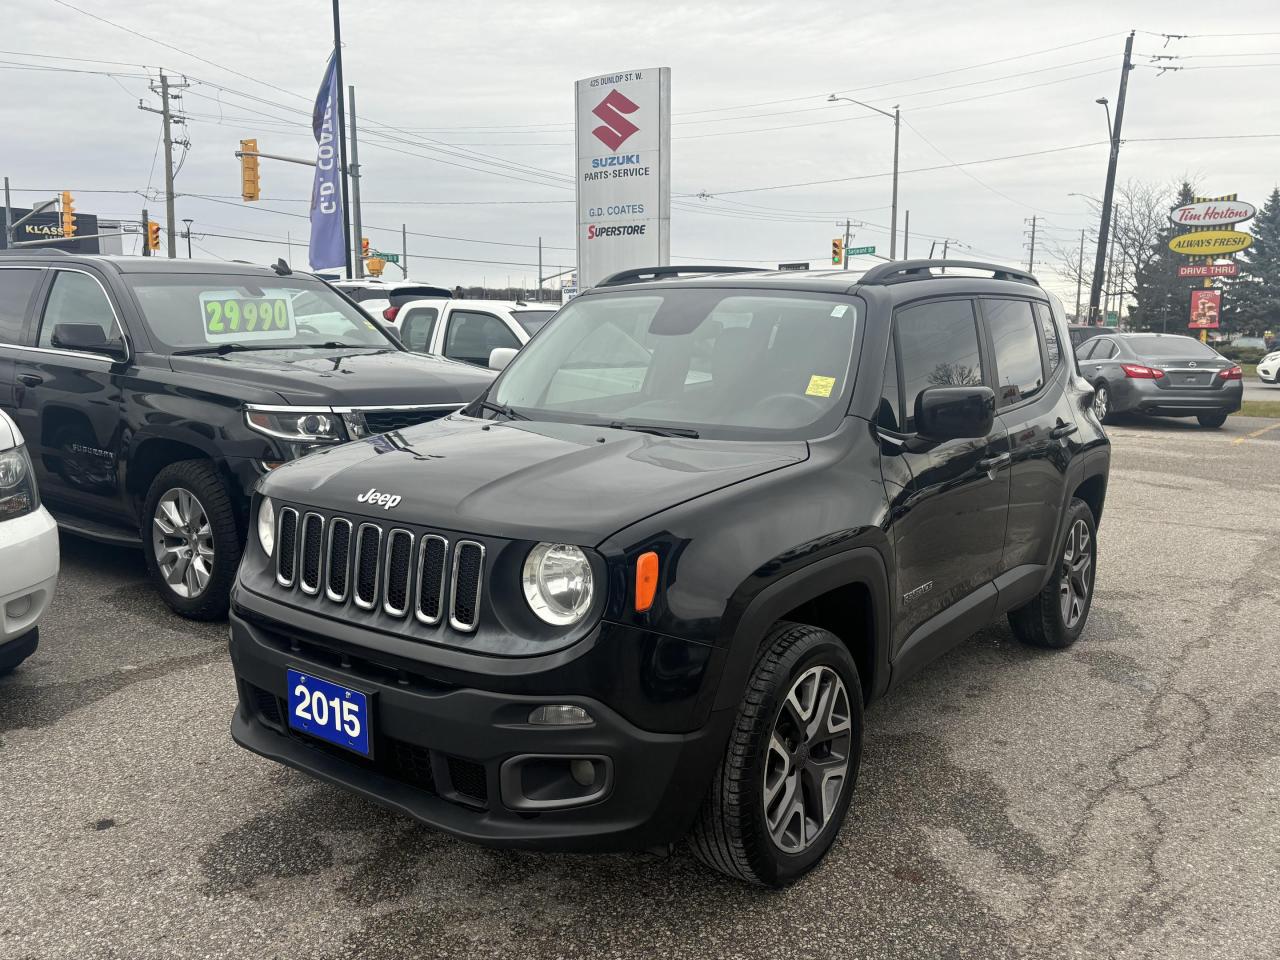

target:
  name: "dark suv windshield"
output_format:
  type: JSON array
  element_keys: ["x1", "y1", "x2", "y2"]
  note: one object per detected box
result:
[
  {"x1": 491, "y1": 289, "x2": 861, "y2": 439},
  {"x1": 126, "y1": 274, "x2": 396, "y2": 352}
]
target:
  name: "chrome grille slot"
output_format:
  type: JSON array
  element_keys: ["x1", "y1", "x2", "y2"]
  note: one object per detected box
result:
[
  {"x1": 325, "y1": 519, "x2": 352, "y2": 602},
  {"x1": 383, "y1": 529, "x2": 414, "y2": 617},
  {"x1": 415, "y1": 535, "x2": 448, "y2": 625},
  {"x1": 276, "y1": 508, "x2": 299, "y2": 587},
  {"x1": 299, "y1": 513, "x2": 324, "y2": 595},
  {"x1": 449, "y1": 541, "x2": 485, "y2": 632},
  {"x1": 353, "y1": 523, "x2": 382, "y2": 610}
]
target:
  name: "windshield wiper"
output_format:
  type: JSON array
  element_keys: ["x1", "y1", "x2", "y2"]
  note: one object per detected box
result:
[
  {"x1": 597, "y1": 421, "x2": 700, "y2": 439},
  {"x1": 474, "y1": 399, "x2": 529, "y2": 421},
  {"x1": 172, "y1": 343, "x2": 263, "y2": 356}
]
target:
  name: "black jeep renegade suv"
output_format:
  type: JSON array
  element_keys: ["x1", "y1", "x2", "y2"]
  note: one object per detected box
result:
[
  {"x1": 0, "y1": 252, "x2": 494, "y2": 619},
  {"x1": 229, "y1": 260, "x2": 1110, "y2": 886}
]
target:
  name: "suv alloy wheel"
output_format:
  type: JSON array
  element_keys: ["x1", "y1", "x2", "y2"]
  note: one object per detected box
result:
[
  {"x1": 142, "y1": 460, "x2": 241, "y2": 620},
  {"x1": 1008, "y1": 497, "x2": 1097, "y2": 649}
]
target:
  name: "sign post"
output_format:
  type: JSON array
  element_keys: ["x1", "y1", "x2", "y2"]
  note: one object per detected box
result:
[{"x1": 575, "y1": 69, "x2": 671, "y2": 290}]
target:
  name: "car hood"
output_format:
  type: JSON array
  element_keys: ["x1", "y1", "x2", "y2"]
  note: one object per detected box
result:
[
  {"x1": 168, "y1": 347, "x2": 494, "y2": 406},
  {"x1": 259, "y1": 416, "x2": 807, "y2": 544}
]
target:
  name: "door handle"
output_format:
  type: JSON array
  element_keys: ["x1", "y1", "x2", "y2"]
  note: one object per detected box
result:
[
  {"x1": 977, "y1": 452, "x2": 1011, "y2": 473},
  {"x1": 17, "y1": 373, "x2": 43, "y2": 387},
  {"x1": 1050, "y1": 424, "x2": 1078, "y2": 440}
]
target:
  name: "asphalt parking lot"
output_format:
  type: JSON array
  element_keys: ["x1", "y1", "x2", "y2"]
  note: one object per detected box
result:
[{"x1": 3, "y1": 416, "x2": 1279, "y2": 960}]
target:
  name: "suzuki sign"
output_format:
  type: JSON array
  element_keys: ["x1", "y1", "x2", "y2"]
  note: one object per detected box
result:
[{"x1": 575, "y1": 68, "x2": 671, "y2": 289}]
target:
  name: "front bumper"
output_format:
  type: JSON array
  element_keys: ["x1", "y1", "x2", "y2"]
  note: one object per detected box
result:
[
  {"x1": 228, "y1": 598, "x2": 732, "y2": 852},
  {"x1": 1257, "y1": 363, "x2": 1278, "y2": 384},
  {"x1": 0, "y1": 506, "x2": 59, "y2": 643}
]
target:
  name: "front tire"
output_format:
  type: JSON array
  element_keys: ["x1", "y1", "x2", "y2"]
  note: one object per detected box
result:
[
  {"x1": 142, "y1": 460, "x2": 241, "y2": 620},
  {"x1": 1197, "y1": 412, "x2": 1228, "y2": 428},
  {"x1": 1008, "y1": 498, "x2": 1097, "y2": 649},
  {"x1": 688, "y1": 622, "x2": 863, "y2": 887}
]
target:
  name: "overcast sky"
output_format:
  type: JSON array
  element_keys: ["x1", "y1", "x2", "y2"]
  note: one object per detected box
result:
[{"x1": 5, "y1": 0, "x2": 1280, "y2": 302}]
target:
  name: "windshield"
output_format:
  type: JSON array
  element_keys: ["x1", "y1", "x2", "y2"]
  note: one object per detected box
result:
[
  {"x1": 491, "y1": 290, "x2": 860, "y2": 439},
  {"x1": 513, "y1": 309, "x2": 558, "y2": 335},
  {"x1": 1128, "y1": 336, "x2": 1219, "y2": 360},
  {"x1": 126, "y1": 274, "x2": 396, "y2": 352}
]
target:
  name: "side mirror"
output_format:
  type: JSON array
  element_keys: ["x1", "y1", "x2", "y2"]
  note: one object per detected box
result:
[
  {"x1": 51, "y1": 323, "x2": 128, "y2": 361},
  {"x1": 488, "y1": 347, "x2": 518, "y2": 371},
  {"x1": 915, "y1": 386, "x2": 995, "y2": 442}
]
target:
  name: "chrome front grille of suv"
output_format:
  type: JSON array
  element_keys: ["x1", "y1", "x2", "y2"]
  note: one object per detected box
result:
[{"x1": 274, "y1": 510, "x2": 484, "y2": 634}]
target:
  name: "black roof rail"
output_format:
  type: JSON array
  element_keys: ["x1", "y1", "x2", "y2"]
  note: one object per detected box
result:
[
  {"x1": 596, "y1": 265, "x2": 765, "y2": 287},
  {"x1": 0, "y1": 247, "x2": 75, "y2": 256},
  {"x1": 859, "y1": 259, "x2": 1039, "y2": 286}
]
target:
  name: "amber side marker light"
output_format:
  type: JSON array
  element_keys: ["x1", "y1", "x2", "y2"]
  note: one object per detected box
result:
[{"x1": 635, "y1": 551, "x2": 659, "y2": 612}]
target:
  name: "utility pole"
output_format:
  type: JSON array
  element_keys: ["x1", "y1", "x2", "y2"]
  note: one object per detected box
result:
[
  {"x1": 942, "y1": 238, "x2": 950, "y2": 259},
  {"x1": 1103, "y1": 226, "x2": 1118, "y2": 326},
  {"x1": 890, "y1": 106, "x2": 900, "y2": 259},
  {"x1": 1088, "y1": 30, "x2": 1135, "y2": 324},
  {"x1": 3, "y1": 177, "x2": 11, "y2": 249},
  {"x1": 842, "y1": 219, "x2": 852, "y2": 270},
  {"x1": 1025, "y1": 215, "x2": 1038, "y2": 272},
  {"x1": 183, "y1": 218, "x2": 193, "y2": 258},
  {"x1": 401, "y1": 223, "x2": 407, "y2": 277},
  {"x1": 138, "y1": 70, "x2": 189, "y2": 259},
  {"x1": 537, "y1": 237, "x2": 543, "y2": 301},
  {"x1": 331, "y1": 0, "x2": 353, "y2": 279},
  {"x1": 903, "y1": 210, "x2": 910, "y2": 260},
  {"x1": 141, "y1": 207, "x2": 150, "y2": 257},
  {"x1": 347, "y1": 85, "x2": 364, "y2": 279},
  {"x1": 1075, "y1": 228, "x2": 1085, "y2": 320}
]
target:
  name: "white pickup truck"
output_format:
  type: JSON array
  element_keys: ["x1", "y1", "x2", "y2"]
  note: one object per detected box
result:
[{"x1": 395, "y1": 299, "x2": 559, "y2": 368}]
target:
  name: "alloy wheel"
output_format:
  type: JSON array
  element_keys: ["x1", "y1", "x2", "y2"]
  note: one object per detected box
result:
[
  {"x1": 763, "y1": 665, "x2": 852, "y2": 854},
  {"x1": 151, "y1": 487, "x2": 215, "y2": 599},
  {"x1": 1093, "y1": 386, "x2": 1108, "y2": 421},
  {"x1": 1059, "y1": 518, "x2": 1093, "y2": 629}
]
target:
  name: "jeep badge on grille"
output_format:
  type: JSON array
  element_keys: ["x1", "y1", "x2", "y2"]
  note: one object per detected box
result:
[{"x1": 357, "y1": 487, "x2": 402, "y2": 510}]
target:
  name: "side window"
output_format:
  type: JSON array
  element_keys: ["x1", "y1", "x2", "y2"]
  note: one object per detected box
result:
[
  {"x1": 443, "y1": 310, "x2": 520, "y2": 366},
  {"x1": 0, "y1": 268, "x2": 42, "y2": 344},
  {"x1": 1033, "y1": 302, "x2": 1061, "y2": 373},
  {"x1": 983, "y1": 299, "x2": 1046, "y2": 407},
  {"x1": 399, "y1": 306, "x2": 439, "y2": 353},
  {"x1": 895, "y1": 299, "x2": 984, "y2": 433},
  {"x1": 1093, "y1": 339, "x2": 1117, "y2": 360},
  {"x1": 38, "y1": 271, "x2": 119, "y2": 348},
  {"x1": 1076, "y1": 338, "x2": 1097, "y2": 361},
  {"x1": 877, "y1": 335, "x2": 901, "y2": 431}
]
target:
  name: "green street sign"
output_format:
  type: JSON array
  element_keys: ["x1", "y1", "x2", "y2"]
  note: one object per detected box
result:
[
  {"x1": 847, "y1": 245, "x2": 875, "y2": 256},
  {"x1": 370, "y1": 251, "x2": 400, "y2": 264}
]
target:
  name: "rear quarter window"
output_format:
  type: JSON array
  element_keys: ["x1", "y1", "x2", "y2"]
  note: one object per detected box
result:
[{"x1": 0, "y1": 268, "x2": 42, "y2": 343}]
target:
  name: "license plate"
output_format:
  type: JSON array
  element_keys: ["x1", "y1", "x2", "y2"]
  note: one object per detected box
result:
[
  {"x1": 1183, "y1": 375, "x2": 1205, "y2": 384},
  {"x1": 287, "y1": 669, "x2": 371, "y2": 757}
]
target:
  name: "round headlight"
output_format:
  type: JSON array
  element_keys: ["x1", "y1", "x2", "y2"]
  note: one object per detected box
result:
[
  {"x1": 257, "y1": 496, "x2": 276, "y2": 557},
  {"x1": 522, "y1": 543, "x2": 593, "y2": 626}
]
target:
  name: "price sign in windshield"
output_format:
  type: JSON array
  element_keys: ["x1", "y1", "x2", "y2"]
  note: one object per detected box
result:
[{"x1": 198, "y1": 290, "x2": 296, "y2": 342}]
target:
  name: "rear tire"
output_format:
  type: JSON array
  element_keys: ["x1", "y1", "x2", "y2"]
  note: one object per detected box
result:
[
  {"x1": 142, "y1": 460, "x2": 241, "y2": 621},
  {"x1": 1008, "y1": 498, "x2": 1097, "y2": 649},
  {"x1": 1092, "y1": 382, "x2": 1113, "y2": 424},
  {"x1": 688, "y1": 622, "x2": 863, "y2": 887},
  {"x1": 1197, "y1": 412, "x2": 1228, "y2": 428}
]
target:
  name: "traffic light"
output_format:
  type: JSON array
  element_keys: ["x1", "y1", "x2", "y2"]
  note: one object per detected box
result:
[
  {"x1": 147, "y1": 221, "x2": 161, "y2": 252},
  {"x1": 831, "y1": 237, "x2": 843, "y2": 265},
  {"x1": 361, "y1": 237, "x2": 370, "y2": 258},
  {"x1": 240, "y1": 139, "x2": 260, "y2": 202},
  {"x1": 60, "y1": 191, "x2": 76, "y2": 238},
  {"x1": 365, "y1": 256, "x2": 386, "y2": 277}
]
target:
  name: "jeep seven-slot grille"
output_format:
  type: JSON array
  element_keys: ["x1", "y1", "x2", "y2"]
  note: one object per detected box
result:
[{"x1": 274, "y1": 511, "x2": 483, "y2": 634}]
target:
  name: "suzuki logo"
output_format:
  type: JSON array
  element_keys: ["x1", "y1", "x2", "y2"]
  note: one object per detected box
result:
[
  {"x1": 357, "y1": 487, "x2": 401, "y2": 510},
  {"x1": 591, "y1": 90, "x2": 640, "y2": 151}
]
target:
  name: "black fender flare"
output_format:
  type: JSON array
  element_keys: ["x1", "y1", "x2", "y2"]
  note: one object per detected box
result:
[{"x1": 709, "y1": 546, "x2": 891, "y2": 714}]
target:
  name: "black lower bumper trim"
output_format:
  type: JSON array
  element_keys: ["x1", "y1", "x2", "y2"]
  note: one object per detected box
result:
[{"x1": 0, "y1": 627, "x2": 38, "y2": 672}]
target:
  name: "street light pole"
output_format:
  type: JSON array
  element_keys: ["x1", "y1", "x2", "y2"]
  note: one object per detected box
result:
[
  {"x1": 828, "y1": 94, "x2": 900, "y2": 259},
  {"x1": 182, "y1": 218, "x2": 193, "y2": 258}
]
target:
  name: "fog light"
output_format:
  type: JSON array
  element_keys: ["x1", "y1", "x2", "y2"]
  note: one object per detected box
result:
[
  {"x1": 570, "y1": 759, "x2": 595, "y2": 787},
  {"x1": 528, "y1": 704, "x2": 592, "y2": 726},
  {"x1": 5, "y1": 595, "x2": 31, "y2": 619}
]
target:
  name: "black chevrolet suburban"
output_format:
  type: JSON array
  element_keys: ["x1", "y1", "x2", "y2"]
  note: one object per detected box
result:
[
  {"x1": 0, "y1": 251, "x2": 494, "y2": 619},
  {"x1": 228, "y1": 261, "x2": 1110, "y2": 886}
]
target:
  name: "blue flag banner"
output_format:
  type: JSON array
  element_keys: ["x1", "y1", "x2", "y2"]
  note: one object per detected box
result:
[{"x1": 309, "y1": 52, "x2": 345, "y2": 271}]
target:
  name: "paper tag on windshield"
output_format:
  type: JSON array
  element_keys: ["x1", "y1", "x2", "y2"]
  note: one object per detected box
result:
[
  {"x1": 806, "y1": 375, "x2": 836, "y2": 398},
  {"x1": 831, "y1": 304, "x2": 849, "y2": 317}
]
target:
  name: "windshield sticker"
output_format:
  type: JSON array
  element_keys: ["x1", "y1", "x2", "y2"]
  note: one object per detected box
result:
[
  {"x1": 831, "y1": 304, "x2": 849, "y2": 317},
  {"x1": 198, "y1": 290, "x2": 296, "y2": 343},
  {"x1": 806, "y1": 375, "x2": 836, "y2": 398}
]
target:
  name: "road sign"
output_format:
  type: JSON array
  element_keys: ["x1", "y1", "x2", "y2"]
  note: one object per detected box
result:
[
  {"x1": 1178, "y1": 263, "x2": 1238, "y2": 279},
  {"x1": 777, "y1": 262, "x2": 810, "y2": 271},
  {"x1": 370, "y1": 251, "x2": 400, "y2": 264},
  {"x1": 847, "y1": 245, "x2": 876, "y2": 256}
]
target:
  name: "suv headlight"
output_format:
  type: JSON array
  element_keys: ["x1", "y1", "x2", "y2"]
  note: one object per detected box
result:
[
  {"x1": 522, "y1": 543, "x2": 593, "y2": 626},
  {"x1": 257, "y1": 496, "x2": 276, "y2": 557},
  {"x1": 245, "y1": 407, "x2": 345, "y2": 460},
  {"x1": 0, "y1": 444, "x2": 39, "y2": 520}
]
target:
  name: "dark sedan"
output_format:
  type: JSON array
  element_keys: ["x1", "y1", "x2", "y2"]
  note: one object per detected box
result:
[{"x1": 1075, "y1": 333, "x2": 1243, "y2": 428}]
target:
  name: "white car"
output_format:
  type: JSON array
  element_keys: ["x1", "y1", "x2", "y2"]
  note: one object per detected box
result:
[
  {"x1": 1257, "y1": 349, "x2": 1280, "y2": 385},
  {"x1": 395, "y1": 299, "x2": 560, "y2": 368},
  {"x1": 332, "y1": 279, "x2": 452, "y2": 326},
  {"x1": 0, "y1": 410, "x2": 59, "y2": 675}
]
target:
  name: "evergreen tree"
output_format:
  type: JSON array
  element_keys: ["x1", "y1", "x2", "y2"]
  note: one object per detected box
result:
[
  {"x1": 1229, "y1": 187, "x2": 1280, "y2": 335},
  {"x1": 1131, "y1": 181, "x2": 1197, "y2": 333}
]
